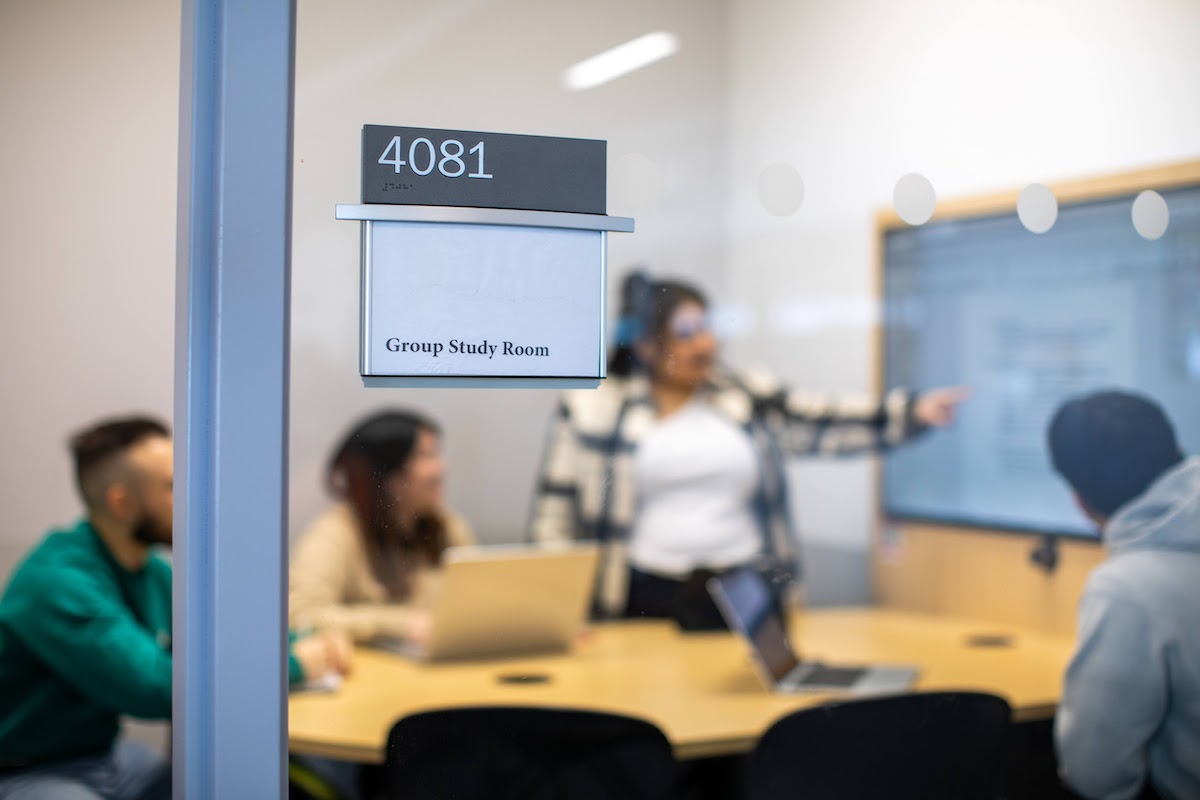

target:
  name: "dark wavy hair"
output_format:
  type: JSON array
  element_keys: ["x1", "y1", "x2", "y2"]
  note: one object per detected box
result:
[
  {"x1": 1047, "y1": 390, "x2": 1183, "y2": 517},
  {"x1": 608, "y1": 270, "x2": 709, "y2": 377},
  {"x1": 326, "y1": 409, "x2": 446, "y2": 598}
]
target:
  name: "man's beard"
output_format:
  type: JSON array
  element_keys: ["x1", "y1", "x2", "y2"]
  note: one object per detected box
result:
[{"x1": 132, "y1": 514, "x2": 173, "y2": 547}]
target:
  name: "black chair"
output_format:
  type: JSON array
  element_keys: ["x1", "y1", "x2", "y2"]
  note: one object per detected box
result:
[
  {"x1": 383, "y1": 706, "x2": 679, "y2": 800},
  {"x1": 746, "y1": 691, "x2": 1012, "y2": 800}
]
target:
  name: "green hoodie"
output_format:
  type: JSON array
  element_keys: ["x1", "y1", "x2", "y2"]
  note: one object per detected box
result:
[{"x1": 0, "y1": 519, "x2": 172, "y2": 763}]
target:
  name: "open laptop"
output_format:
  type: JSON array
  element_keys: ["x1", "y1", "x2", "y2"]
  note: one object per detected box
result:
[
  {"x1": 375, "y1": 543, "x2": 600, "y2": 662},
  {"x1": 708, "y1": 567, "x2": 917, "y2": 694}
]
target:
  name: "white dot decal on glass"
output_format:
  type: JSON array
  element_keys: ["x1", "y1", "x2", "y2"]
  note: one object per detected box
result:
[
  {"x1": 1131, "y1": 190, "x2": 1170, "y2": 241},
  {"x1": 757, "y1": 163, "x2": 805, "y2": 217},
  {"x1": 893, "y1": 173, "x2": 936, "y2": 226},
  {"x1": 610, "y1": 153, "x2": 663, "y2": 213},
  {"x1": 1017, "y1": 183, "x2": 1058, "y2": 234}
]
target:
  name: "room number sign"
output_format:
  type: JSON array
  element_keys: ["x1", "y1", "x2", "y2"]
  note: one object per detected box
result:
[{"x1": 360, "y1": 124, "x2": 606, "y2": 215}]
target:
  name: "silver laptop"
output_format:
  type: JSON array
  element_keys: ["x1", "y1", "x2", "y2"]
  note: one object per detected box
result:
[
  {"x1": 708, "y1": 567, "x2": 917, "y2": 694},
  {"x1": 376, "y1": 543, "x2": 599, "y2": 662}
]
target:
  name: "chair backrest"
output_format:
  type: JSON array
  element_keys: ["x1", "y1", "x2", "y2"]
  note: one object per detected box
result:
[
  {"x1": 384, "y1": 706, "x2": 679, "y2": 800},
  {"x1": 747, "y1": 691, "x2": 1012, "y2": 800}
]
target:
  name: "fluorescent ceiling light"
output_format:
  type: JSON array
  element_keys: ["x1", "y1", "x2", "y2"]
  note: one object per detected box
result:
[{"x1": 563, "y1": 32, "x2": 679, "y2": 91}]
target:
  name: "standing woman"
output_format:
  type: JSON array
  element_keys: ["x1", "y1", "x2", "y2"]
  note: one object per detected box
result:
[
  {"x1": 290, "y1": 410, "x2": 473, "y2": 645},
  {"x1": 531, "y1": 273, "x2": 964, "y2": 629}
]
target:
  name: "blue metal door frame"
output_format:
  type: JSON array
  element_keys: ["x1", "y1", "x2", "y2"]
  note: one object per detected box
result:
[{"x1": 174, "y1": 1, "x2": 296, "y2": 796}]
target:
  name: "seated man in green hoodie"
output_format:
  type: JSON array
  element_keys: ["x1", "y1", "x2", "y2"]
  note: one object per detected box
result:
[
  {"x1": 0, "y1": 416, "x2": 174, "y2": 799},
  {"x1": 1048, "y1": 391, "x2": 1199, "y2": 800},
  {"x1": 0, "y1": 416, "x2": 349, "y2": 800}
]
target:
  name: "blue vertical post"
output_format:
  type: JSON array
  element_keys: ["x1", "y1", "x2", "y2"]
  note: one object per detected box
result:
[{"x1": 174, "y1": 0, "x2": 296, "y2": 797}]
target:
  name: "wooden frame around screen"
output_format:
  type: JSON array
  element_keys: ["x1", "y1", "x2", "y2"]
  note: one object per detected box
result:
[{"x1": 870, "y1": 158, "x2": 1200, "y2": 635}]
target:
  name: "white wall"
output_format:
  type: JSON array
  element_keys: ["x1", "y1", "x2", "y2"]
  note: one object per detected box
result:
[
  {"x1": 722, "y1": 0, "x2": 1200, "y2": 591},
  {"x1": 0, "y1": 0, "x2": 180, "y2": 578},
  {"x1": 0, "y1": 0, "x2": 731, "y2": 579}
]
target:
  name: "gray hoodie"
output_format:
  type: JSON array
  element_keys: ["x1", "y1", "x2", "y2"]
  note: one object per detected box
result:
[{"x1": 1056, "y1": 456, "x2": 1200, "y2": 800}]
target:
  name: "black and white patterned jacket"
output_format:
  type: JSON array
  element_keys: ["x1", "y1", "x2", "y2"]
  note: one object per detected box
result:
[{"x1": 529, "y1": 366, "x2": 927, "y2": 615}]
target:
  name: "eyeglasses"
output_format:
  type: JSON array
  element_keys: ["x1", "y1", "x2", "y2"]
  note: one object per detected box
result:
[{"x1": 669, "y1": 311, "x2": 710, "y2": 341}]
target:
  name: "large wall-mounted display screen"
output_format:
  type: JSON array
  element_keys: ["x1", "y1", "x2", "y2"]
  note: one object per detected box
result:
[{"x1": 882, "y1": 182, "x2": 1200, "y2": 537}]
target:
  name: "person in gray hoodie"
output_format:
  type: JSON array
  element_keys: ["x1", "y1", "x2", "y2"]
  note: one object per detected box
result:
[{"x1": 1047, "y1": 390, "x2": 1200, "y2": 800}]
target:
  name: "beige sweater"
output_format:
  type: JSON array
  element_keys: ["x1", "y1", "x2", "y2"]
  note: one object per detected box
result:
[{"x1": 288, "y1": 503, "x2": 474, "y2": 643}]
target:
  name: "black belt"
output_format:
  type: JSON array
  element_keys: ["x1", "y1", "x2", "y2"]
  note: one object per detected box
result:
[{"x1": 631, "y1": 564, "x2": 736, "y2": 584}]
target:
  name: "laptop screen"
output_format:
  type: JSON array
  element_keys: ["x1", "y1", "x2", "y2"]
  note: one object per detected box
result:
[{"x1": 709, "y1": 568, "x2": 800, "y2": 683}]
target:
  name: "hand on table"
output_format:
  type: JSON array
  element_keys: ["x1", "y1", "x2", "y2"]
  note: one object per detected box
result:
[
  {"x1": 323, "y1": 629, "x2": 353, "y2": 675},
  {"x1": 406, "y1": 610, "x2": 434, "y2": 648},
  {"x1": 295, "y1": 630, "x2": 354, "y2": 681}
]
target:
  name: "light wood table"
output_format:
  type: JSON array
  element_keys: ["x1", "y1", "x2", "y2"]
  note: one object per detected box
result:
[{"x1": 289, "y1": 608, "x2": 1074, "y2": 764}]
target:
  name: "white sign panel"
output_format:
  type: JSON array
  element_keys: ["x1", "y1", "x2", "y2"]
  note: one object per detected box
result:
[
  {"x1": 362, "y1": 219, "x2": 606, "y2": 385},
  {"x1": 337, "y1": 203, "x2": 633, "y2": 388}
]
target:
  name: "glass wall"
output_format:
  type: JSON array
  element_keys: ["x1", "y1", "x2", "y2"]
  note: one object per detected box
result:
[{"x1": 2, "y1": 0, "x2": 1198, "y2": 796}]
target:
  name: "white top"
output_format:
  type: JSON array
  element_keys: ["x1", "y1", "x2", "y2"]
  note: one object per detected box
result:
[{"x1": 628, "y1": 400, "x2": 762, "y2": 576}]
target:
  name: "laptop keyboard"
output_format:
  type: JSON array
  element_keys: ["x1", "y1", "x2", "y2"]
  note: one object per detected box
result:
[{"x1": 783, "y1": 663, "x2": 867, "y2": 689}]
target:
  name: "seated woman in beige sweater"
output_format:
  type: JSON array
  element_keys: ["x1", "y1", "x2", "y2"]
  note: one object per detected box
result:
[{"x1": 290, "y1": 409, "x2": 473, "y2": 645}]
